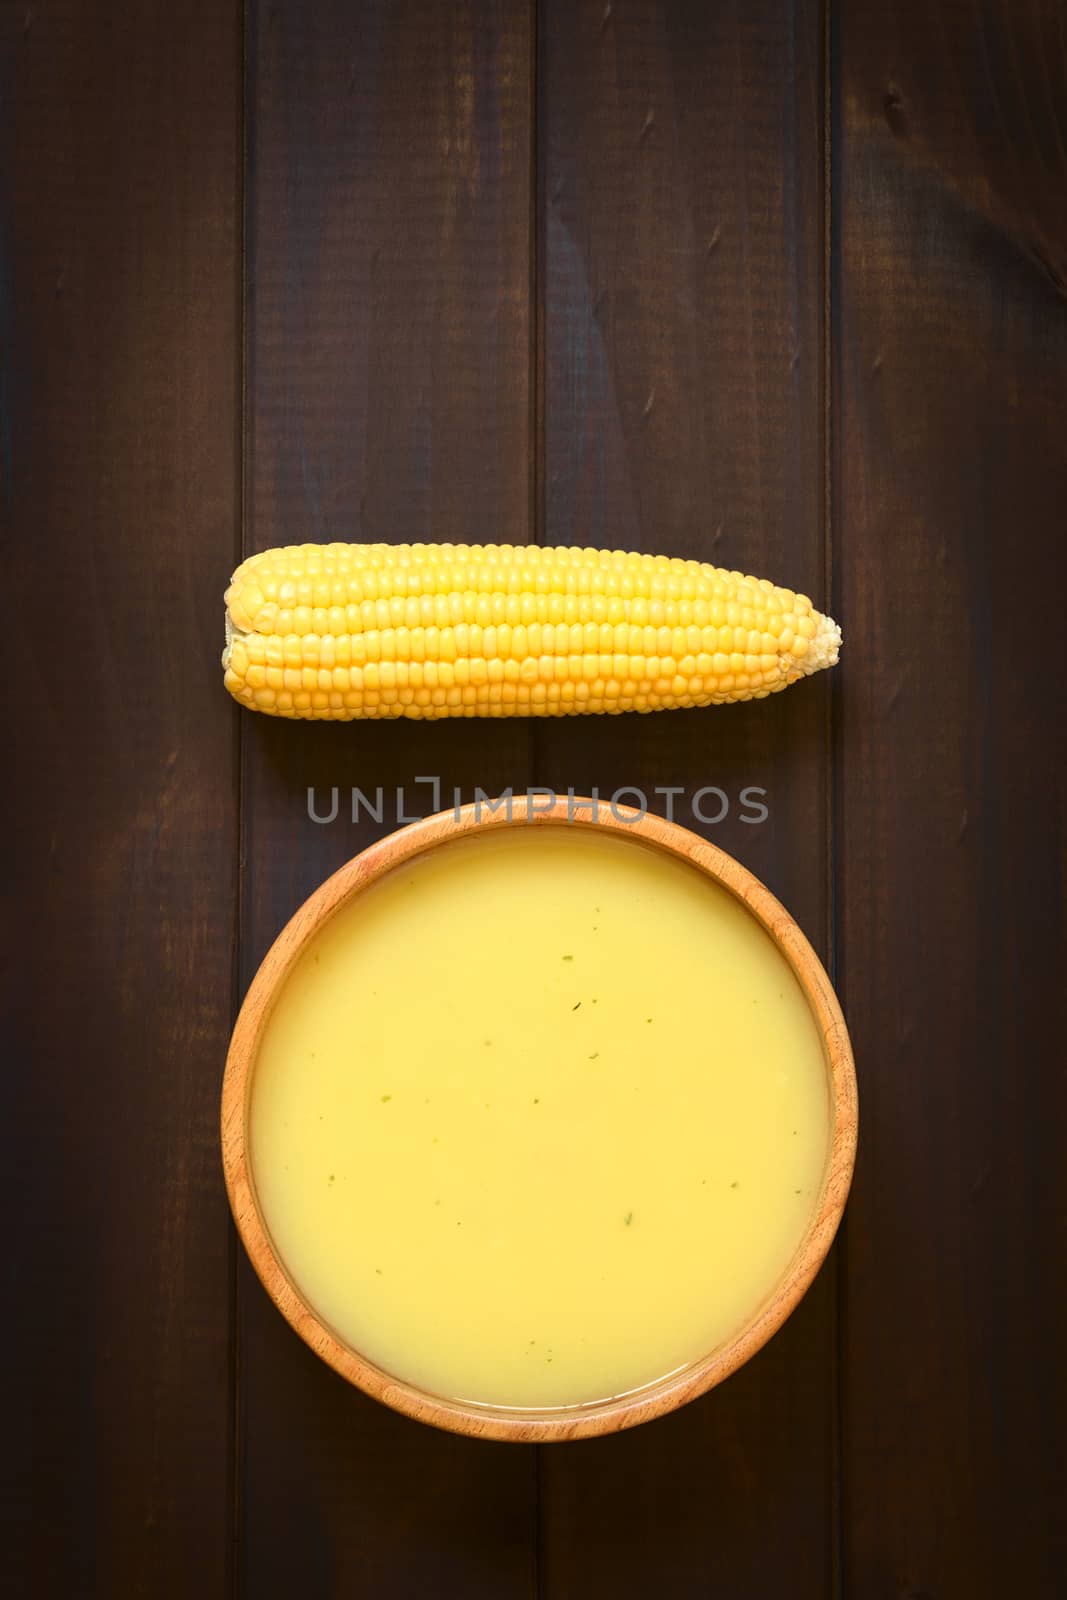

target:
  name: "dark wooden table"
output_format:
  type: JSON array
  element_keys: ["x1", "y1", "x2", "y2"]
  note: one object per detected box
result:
[{"x1": 5, "y1": 2, "x2": 1065, "y2": 1595}]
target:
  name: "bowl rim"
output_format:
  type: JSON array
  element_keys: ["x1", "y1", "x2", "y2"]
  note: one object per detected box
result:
[{"x1": 221, "y1": 796, "x2": 858, "y2": 1443}]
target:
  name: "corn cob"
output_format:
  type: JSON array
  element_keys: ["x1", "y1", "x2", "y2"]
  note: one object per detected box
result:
[{"x1": 223, "y1": 543, "x2": 841, "y2": 720}]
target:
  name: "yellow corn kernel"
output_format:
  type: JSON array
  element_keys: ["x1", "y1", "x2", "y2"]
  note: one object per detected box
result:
[{"x1": 222, "y1": 544, "x2": 840, "y2": 720}]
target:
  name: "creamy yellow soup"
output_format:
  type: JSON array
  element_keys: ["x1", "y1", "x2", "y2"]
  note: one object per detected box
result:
[{"x1": 250, "y1": 826, "x2": 830, "y2": 1409}]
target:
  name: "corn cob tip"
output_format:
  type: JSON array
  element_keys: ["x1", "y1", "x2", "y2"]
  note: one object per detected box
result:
[{"x1": 797, "y1": 610, "x2": 842, "y2": 678}]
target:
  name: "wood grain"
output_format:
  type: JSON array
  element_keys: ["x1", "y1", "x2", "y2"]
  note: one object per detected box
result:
[
  {"x1": 534, "y1": 1, "x2": 836, "y2": 1592},
  {"x1": 836, "y1": 2, "x2": 1067, "y2": 1594},
  {"x1": 238, "y1": 2, "x2": 537, "y2": 1594},
  {"x1": 1, "y1": 2, "x2": 241, "y2": 1594}
]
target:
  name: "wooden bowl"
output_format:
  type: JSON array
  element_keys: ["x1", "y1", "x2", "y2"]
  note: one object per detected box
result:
[{"x1": 222, "y1": 798, "x2": 857, "y2": 1442}]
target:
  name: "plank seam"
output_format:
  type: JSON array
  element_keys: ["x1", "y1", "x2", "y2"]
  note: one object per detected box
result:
[
  {"x1": 230, "y1": 0, "x2": 250, "y2": 1594},
  {"x1": 825, "y1": 0, "x2": 845, "y2": 1594},
  {"x1": 531, "y1": 3, "x2": 545, "y2": 1586}
]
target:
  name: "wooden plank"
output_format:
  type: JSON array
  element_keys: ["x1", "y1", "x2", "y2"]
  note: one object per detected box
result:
[
  {"x1": 836, "y1": 4, "x2": 1067, "y2": 1594},
  {"x1": 535, "y1": 3, "x2": 835, "y2": 1595},
  {"x1": 238, "y1": 3, "x2": 537, "y2": 1594},
  {"x1": 1, "y1": 3, "x2": 241, "y2": 1595}
]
